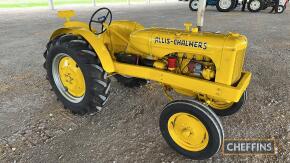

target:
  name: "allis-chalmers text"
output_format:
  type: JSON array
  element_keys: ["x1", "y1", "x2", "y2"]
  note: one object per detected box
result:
[{"x1": 154, "y1": 37, "x2": 207, "y2": 50}]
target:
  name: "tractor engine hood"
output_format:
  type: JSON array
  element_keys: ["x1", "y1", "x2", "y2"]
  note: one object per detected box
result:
[
  {"x1": 126, "y1": 28, "x2": 247, "y2": 61},
  {"x1": 125, "y1": 28, "x2": 248, "y2": 85}
]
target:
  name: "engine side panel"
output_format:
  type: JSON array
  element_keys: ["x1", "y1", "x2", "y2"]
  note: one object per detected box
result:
[{"x1": 126, "y1": 28, "x2": 247, "y2": 85}]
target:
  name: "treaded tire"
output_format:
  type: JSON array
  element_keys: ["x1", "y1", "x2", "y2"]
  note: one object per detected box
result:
[
  {"x1": 216, "y1": 0, "x2": 236, "y2": 12},
  {"x1": 160, "y1": 100, "x2": 224, "y2": 160},
  {"x1": 231, "y1": 0, "x2": 239, "y2": 10},
  {"x1": 277, "y1": 5, "x2": 285, "y2": 13},
  {"x1": 247, "y1": 0, "x2": 264, "y2": 12},
  {"x1": 114, "y1": 74, "x2": 147, "y2": 88},
  {"x1": 189, "y1": 0, "x2": 199, "y2": 11},
  {"x1": 210, "y1": 91, "x2": 247, "y2": 117},
  {"x1": 44, "y1": 34, "x2": 110, "y2": 115}
]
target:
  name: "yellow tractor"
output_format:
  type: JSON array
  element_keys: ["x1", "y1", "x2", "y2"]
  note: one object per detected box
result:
[{"x1": 43, "y1": 7, "x2": 251, "y2": 160}]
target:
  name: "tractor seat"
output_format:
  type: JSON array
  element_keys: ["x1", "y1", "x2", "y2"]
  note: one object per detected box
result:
[{"x1": 106, "y1": 21, "x2": 144, "y2": 53}]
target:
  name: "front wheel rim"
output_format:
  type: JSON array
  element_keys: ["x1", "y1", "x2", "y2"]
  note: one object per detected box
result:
[
  {"x1": 167, "y1": 112, "x2": 209, "y2": 151},
  {"x1": 52, "y1": 53, "x2": 86, "y2": 103}
]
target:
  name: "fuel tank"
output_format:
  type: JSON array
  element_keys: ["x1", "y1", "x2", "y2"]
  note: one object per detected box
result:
[{"x1": 126, "y1": 28, "x2": 248, "y2": 85}]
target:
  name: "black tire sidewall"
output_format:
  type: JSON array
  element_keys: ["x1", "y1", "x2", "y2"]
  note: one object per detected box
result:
[
  {"x1": 46, "y1": 44, "x2": 95, "y2": 113},
  {"x1": 277, "y1": 5, "x2": 285, "y2": 13},
  {"x1": 189, "y1": 0, "x2": 199, "y2": 11},
  {"x1": 211, "y1": 91, "x2": 247, "y2": 116},
  {"x1": 160, "y1": 101, "x2": 222, "y2": 160}
]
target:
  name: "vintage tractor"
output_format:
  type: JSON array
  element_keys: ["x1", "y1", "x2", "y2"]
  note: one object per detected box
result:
[{"x1": 43, "y1": 7, "x2": 251, "y2": 160}]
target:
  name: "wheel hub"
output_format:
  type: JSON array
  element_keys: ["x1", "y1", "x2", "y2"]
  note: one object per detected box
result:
[
  {"x1": 58, "y1": 56, "x2": 85, "y2": 97},
  {"x1": 167, "y1": 113, "x2": 209, "y2": 151},
  {"x1": 52, "y1": 53, "x2": 86, "y2": 103}
]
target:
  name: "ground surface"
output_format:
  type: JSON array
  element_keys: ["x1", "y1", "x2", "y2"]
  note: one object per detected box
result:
[{"x1": 0, "y1": 2, "x2": 289, "y2": 163}]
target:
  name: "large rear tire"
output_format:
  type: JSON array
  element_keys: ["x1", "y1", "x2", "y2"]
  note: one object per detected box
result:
[
  {"x1": 44, "y1": 35, "x2": 111, "y2": 115},
  {"x1": 160, "y1": 100, "x2": 224, "y2": 160}
]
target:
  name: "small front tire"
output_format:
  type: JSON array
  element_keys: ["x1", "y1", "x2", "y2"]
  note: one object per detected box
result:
[{"x1": 159, "y1": 100, "x2": 224, "y2": 160}]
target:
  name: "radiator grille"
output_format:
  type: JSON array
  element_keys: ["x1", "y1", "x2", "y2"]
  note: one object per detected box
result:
[{"x1": 232, "y1": 49, "x2": 246, "y2": 84}]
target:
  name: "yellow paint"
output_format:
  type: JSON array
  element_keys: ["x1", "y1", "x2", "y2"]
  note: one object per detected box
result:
[
  {"x1": 51, "y1": 28, "x2": 115, "y2": 73},
  {"x1": 202, "y1": 68, "x2": 215, "y2": 80},
  {"x1": 58, "y1": 56, "x2": 85, "y2": 97},
  {"x1": 153, "y1": 61, "x2": 166, "y2": 69},
  {"x1": 168, "y1": 113, "x2": 209, "y2": 151},
  {"x1": 125, "y1": 28, "x2": 247, "y2": 85},
  {"x1": 50, "y1": 10, "x2": 251, "y2": 104},
  {"x1": 58, "y1": 10, "x2": 75, "y2": 22},
  {"x1": 114, "y1": 62, "x2": 251, "y2": 102},
  {"x1": 64, "y1": 21, "x2": 91, "y2": 30},
  {"x1": 184, "y1": 22, "x2": 192, "y2": 31},
  {"x1": 198, "y1": 94, "x2": 234, "y2": 110}
]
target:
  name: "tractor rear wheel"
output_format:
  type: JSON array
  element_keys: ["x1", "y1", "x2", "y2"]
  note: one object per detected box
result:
[
  {"x1": 159, "y1": 100, "x2": 224, "y2": 160},
  {"x1": 44, "y1": 35, "x2": 111, "y2": 115}
]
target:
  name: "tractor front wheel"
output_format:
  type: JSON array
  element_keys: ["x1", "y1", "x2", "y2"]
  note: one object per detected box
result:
[
  {"x1": 159, "y1": 100, "x2": 224, "y2": 160},
  {"x1": 44, "y1": 35, "x2": 111, "y2": 115}
]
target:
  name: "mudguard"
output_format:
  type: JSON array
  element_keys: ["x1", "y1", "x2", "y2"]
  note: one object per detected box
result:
[{"x1": 50, "y1": 28, "x2": 115, "y2": 73}]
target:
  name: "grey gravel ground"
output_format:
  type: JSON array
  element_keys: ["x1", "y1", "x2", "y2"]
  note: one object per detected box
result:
[{"x1": 0, "y1": 2, "x2": 289, "y2": 163}]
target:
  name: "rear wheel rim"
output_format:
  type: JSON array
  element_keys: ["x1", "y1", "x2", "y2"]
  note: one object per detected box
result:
[
  {"x1": 250, "y1": 0, "x2": 261, "y2": 10},
  {"x1": 167, "y1": 112, "x2": 209, "y2": 152},
  {"x1": 219, "y1": 0, "x2": 232, "y2": 9},
  {"x1": 52, "y1": 53, "x2": 86, "y2": 103}
]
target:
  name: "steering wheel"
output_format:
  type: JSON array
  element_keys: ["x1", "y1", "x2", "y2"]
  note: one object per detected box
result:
[{"x1": 89, "y1": 7, "x2": 112, "y2": 35}]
